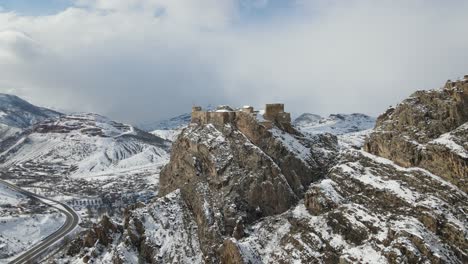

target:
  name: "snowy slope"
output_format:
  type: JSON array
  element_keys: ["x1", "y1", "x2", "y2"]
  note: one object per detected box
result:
[
  {"x1": 150, "y1": 129, "x2": 182, "y2": 142},
  {"x1": 0, "y1": 113, "x2": 170, "y2": 180},
  {"x1": 0, "y1": 94, "x2": 61, "y2": 141},
  {"x1": 294, "y1": 113, "x2": 375, "y2": 135}
]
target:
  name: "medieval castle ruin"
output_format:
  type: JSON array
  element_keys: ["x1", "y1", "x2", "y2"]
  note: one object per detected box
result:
[{"x1": 191, "y1": 103, "x2": 291, "y2": 129}]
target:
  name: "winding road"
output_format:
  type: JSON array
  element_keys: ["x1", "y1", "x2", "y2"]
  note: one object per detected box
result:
[{"x1": 0, "y1": 179, "x2": 79, "y2": 264}]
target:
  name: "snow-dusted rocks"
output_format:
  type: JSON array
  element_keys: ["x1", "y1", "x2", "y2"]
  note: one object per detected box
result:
[
  {"x1": 155, "y1": 109, "x2": 339, "y2": 262},
  {"x1": 226, "y1": 149, "x2": 467, "y2": 263},
  {"x1": 60, "y1": 190, "x2": 204, "y2": 263},
  {"x1": 365, "y1": 77, "x2": 468, "y2": 191}
]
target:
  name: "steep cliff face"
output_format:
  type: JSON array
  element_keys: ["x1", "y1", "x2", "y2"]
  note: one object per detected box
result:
[
  {"x1": 158, "y1": 112, "x2": 338, "y2": 261},
  {"x1": 365, "y1": 76, "x2": 468, "y2": 191}
]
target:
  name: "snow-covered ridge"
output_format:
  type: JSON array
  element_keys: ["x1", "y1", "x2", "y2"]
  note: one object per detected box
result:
[
  {"x1": 0, "y1": 93, "x2": 61, "y2": 142},
  {"x1": 294, "y1": 113, "x2": 375, "y2": 135},
  {"x1": 33, "y1": 113, "x2": 138, "y2": 138},
  {"x1": 0, "y1": 112, "x2": 170, "y2": 179},
  {"x1": 0, "y1": 93, "x2": 61, "y2": 129},
  {"x1": 151, "y1": 128, "x2": 183, "y2": 142}
]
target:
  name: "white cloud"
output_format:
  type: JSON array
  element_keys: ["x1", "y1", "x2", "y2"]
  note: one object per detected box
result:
[
  {"x1": 0, "y1": 0, "x2": 468, "y2": 124},
  {"x1": 0, "y1": 30, "x2": 42, "y2": 62}
]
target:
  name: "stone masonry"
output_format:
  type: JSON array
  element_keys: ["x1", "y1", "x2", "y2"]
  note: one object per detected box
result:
[{"x1": 191, "y1": 104, "x2": 292, "y2": 129}]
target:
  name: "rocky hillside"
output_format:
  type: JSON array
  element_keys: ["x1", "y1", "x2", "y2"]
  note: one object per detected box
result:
[
  {"x1": 365, "y1": 76, "x2": 468, "y2": 191},
  {"x1": 157, "y1": 115, "x2": 338, "y2": 261},
  {"x1": 0, "y1": 93, "x2": 61, "y2": 140},
  {"x1": 226, "y1": 148, "x2": 467, "y2": 263}
]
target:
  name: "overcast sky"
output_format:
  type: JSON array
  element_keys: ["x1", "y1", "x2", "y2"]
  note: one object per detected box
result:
[{"x1": 1, "y1": 0, "x2": 468, "y2": 125}]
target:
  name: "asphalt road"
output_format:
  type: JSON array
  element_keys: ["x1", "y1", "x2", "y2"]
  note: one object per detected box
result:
[{"x1": 0, "y1": 179, "x2": 80, "y2": 264}]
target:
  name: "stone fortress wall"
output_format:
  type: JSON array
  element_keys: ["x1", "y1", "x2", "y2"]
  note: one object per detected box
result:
[{"x1": 191, "y1": 103, "x2": 292, "y2": 129}]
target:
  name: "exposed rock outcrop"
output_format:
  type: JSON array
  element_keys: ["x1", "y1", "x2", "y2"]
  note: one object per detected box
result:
[
  {"x1": 365, "y1": 76, "x2": 468, "y2": 191},
  {"x1": 158, "y1": 110, "x2": 338, "y2": 261},
  {"x1": 63, "y1": 191, "x2": 203, "y2": 264},
  {"x1": 229, "y1": 150, "x2": 467, "y2": 263}
]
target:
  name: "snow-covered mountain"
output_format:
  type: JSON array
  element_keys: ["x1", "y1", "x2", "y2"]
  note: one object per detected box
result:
[
  {"x1": 0, "y1": 95, "x2": 173, "y2": 250},
  {"x1": 1, "y1": 113, "x2": 170, "y2": 178},
  {"x1": 0, "y1": 93, "x2": 61, "y2": 140},
  {"x1": 294, "y1": 113, "x2": 376, "y2": 135},
  {"x1": 0, "y1": 112, "x2": 171, "y2": 214}
]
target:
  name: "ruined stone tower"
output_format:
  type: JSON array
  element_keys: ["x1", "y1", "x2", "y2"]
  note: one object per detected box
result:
[
  {"x1": 190, "y1": 104, "x2": 292, "y2": 132},
  {"x1": 264, "y1": 103, "x2": 291, "y2": 124}
]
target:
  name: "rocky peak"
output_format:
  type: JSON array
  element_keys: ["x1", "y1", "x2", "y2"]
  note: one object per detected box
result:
[{"x1": 158, "y1": 104, "x2": 338, "y2": 261}]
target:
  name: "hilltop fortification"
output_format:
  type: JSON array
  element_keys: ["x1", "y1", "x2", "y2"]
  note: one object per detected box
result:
[{"x1": 191, "y1": 103, "x2": 292, "y2": 132}]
